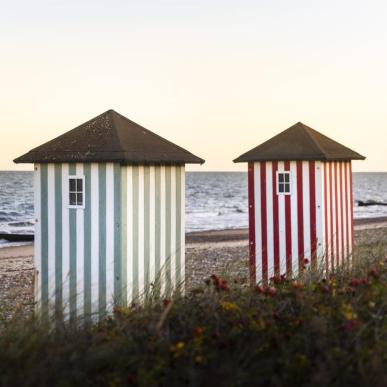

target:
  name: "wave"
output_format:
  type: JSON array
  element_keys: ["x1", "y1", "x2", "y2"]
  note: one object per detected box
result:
[
  {"x1": 0, "y1": 211, "x2": 20, "y2": 217},
  {"x1": 8, "y1": 221, "x2": 35, "y2": 227},
  {"x1": 0, "y1": 216, "x2": 14, "y2": 222}
]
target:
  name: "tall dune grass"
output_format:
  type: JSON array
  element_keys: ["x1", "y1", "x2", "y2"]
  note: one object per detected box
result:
[{"x1": 0, "y1": 236, "x2": 386, "y2": 386}]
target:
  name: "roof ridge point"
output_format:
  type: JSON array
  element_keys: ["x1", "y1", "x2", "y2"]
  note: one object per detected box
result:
[{"x1": 300, "y1": 123, "x2": 327, "y2": 159}]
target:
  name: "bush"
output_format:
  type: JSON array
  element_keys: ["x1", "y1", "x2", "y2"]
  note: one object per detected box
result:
[{"x1": 0, "y1": 238, "x2": 387, "y2": 386}]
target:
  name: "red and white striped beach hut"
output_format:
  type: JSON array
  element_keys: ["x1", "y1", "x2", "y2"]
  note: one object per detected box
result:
[{"x1": 234, "y1": 122, "x2": 365, "y2": 284}]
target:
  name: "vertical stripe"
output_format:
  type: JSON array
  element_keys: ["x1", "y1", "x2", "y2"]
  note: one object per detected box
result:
[
  {"x1": 34, "y1": 164, "x2": 42, "y2": 311},
  {"x1": 98, "y1": 163, "x2": 106, "y2": 318},
  {"x1": 165, "y1": 167, "x2": 172, "y2": 295},
  {"x1": 132, "y1": 166, "x2": 139, "y2": 301},
  {"x1": 329, "y1": 162, "x2": 335, "y2": 271},
  {"x1": 54, "y1": 165, "x2": 62, "y2": 317},
  {"x1": 170, "y1": 166, "x2": 177, "y2": 291},
  {"x1": 154, "y1": 166, "x2": 161, "y2": 295},
  {"x1": 337, "y1": 162, "x2": 342, "y2": 265},
  {"x1": 90, "y1": 163, "x2": 99, "y2": 317},
  {"x1": 126, "y1": 166, "x2": 133, "y2": 304},
  {"x1": 296, "y1": 161, "x2": 304, "y2": 272},
  {"x1": 61, "y1": 164, "x2": 70, "y2": 318},
  {"x1": 284, "y1": 161, "x2": 292, "y2": 276},
  {"x1": 349, "y1": 162, "x2": 354, "y2": 253},
  {"x1": 149, "y1": 166, "x2": 156, "y2": 290},
  {"x1": 334, "y1": 162, "x2": 339, "y2": 267},
  {"x1": 138, "y1": 165, "x2": 145, "y2": 299},
  {"x1": 47, "y1": 164, "x2": 56, "y2": 314},
  {"x1": 160, "y1": 166, "x2": 166, "y2": 296},
  {"x1": 40, "y1": 164, "x2": 48, "y2": 320},
  {"x1": 340, "y1": 161, "x2": 346, "y2": 263},
  {"x1": 175, "y1": 166, "x2": 182, "y2": 288},
  {"x1": 315, "y1": 162, "x2": 324, "y2": 270},
  {"x1": 309, "y1": 160, "x2": 316, "y2": 267},
  {"x1": 344, "y1": 162, "x2": 349, "y2": 260},
  {"x1": 69, "y1": 164, "x2": 77, "y2": 322},
  {"x1": 302, "y1": 161, "x2": 311, "y2": 260},
  {"x1": 248, "y1": 162, "x2": 256, "y2": 283},
  {"x1": 114, "y1": 163, "x2": 121, "y2": 306},
  {"x1": 120, "y1": 166, "x2": 127, "y2": 307},
  {"x1": 84, "y1": 164, "x2": 92, "y2": 320},
  {"x1": 260, "y1": 162, "x2": 268, "y2": 283},
  {"x1": 180, "y1": 167, "x2": 185, "y2": 292},
  {"x1": 290, "y1": 162, "x2": 298, "y2": 275},
  {"x1": 253, "y1": 162, "x2": 262, "y2": 283},
  {"x1": 266, "y1": 162, "x2": 274, "y2": 279},
  {"x1": 277, "y1": 162, "x2": 286, "y2": 276},
  {"x1": 143, "y1": 166, "x2": 150, "y2": 298},
  {"x1": 106, "y1": 163, "x2": 115, "y2": 311},
  {"x1": 272, "y1": 161, "x2": 279, "y2": 276},
  {"x1": 324, "y1": 162, "x2": 330, "y2": 273},
  {"x1": 76, "y1": 163, "x2": 84, "y2": 319}
]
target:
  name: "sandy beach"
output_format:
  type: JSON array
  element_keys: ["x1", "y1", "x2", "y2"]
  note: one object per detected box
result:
[{"x1": 0, "y1": 217, "x2": 386, "y2": 321}]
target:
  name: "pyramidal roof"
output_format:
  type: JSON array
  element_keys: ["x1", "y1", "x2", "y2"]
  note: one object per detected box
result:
[
  {"x1": 14, "y1": 110, "x2": 204, "y2": 164},
  {"x1": 234, "y1": 122, "x2": 365, "y2": 162}
]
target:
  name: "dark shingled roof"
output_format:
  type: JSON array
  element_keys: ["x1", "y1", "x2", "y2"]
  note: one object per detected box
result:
[
  {"x1": 234, "y1": 122, "x2": 365, "y2": 162},
  {"x1": 14, "y1": 110, "x2": 205, "y2": 164}
]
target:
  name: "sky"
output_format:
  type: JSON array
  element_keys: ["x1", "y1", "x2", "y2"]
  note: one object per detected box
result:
[{"x1": 1, "y1": 0, "x2": 387, "y2": 172}]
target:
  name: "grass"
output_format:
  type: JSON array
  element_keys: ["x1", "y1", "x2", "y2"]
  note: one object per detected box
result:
[{"x1": 0, "y1": 235, "x2": 387, "y2": 386}]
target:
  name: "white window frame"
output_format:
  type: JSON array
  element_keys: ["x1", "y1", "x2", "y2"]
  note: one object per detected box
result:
[
  {"x1": 276, "y1": 171, "x2": 292, "y2": 195},
  {"x1": 68, "y1": 175, "x2": 85, "y2": 209}
]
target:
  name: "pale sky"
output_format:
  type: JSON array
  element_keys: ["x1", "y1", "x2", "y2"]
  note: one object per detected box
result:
[{"x1": 1, "y1": 0, "x2": 387, "y2": 171}]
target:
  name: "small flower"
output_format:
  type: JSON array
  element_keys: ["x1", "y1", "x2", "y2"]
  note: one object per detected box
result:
[
  {"x1": 349, "y1": 278, "x2": 361, "y2": 287},
  {"x1": 170, "y1": 341, "x2": 185, "y2": 357},
  {"x1": 209, "y1": 274, "x2": 229, "y2": 291},
  {"x1": 292, "y1": 281, "x2": 303, "y2": 289},
  {"x1": 266, "y1": 287, "x2": 277, "y2": 297},
  {"x1": 368, "y1": 268, "x2": 379, "y2": 279},
  {"x1": 211, "y1": 331, "x2": 221, "y2": 340},
  {"x1": 176, "y1": 341, "x2": 185, "y2": 350},
  {"x1": 163, "y1": 298, "x2": 171, "y2": 307},
  {"x1": 304, "y1": 258, "x2": 310, "y2": 265},
  {"x1": 193, "y1": 327, "x2": 203, "y2": 337},
  {"x1": 221, "y1": 301, "x2": 239, "y2": 312},
  {"x1": 255, "y1": 285, "x2": 264, "y2": 294},
  {"x1": 341, "y1": 304, "x2": 356, "y2": 321}
]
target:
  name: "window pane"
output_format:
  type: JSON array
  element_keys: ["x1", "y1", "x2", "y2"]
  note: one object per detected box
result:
[
  {"x1": 69, "y1": 192, "x2": 77, "y2": 205},
  {"x1": 284, "y1": 173, "x2": 290, "y2": 183},
  {"x1": 278, "y1": 173, "x2": 284, "y2": 183},
  {"x1": 285, "y1": 183, "x2": 290, "y2": 193},
  {"x1": 69, "y1": 179, "x2": 76, "y2": 192},
  {"x1": 77, "y1": 179, "x2": 83, "y2": 192},
  {"x1": 77, "y1": 193, "x2": 83, "y2": 206},
  {"x1": 278, "y1": 183, "x2": 284, "y2": 193}
]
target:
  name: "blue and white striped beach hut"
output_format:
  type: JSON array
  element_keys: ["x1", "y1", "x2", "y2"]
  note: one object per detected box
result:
[{"x1": 14, "y1": 110, "x2": 204, "y2": 320}]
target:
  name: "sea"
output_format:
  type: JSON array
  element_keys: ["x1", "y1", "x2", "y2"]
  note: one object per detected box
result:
[{"x1": 1, "y1": 171, "x2": 387, "y2": 243}]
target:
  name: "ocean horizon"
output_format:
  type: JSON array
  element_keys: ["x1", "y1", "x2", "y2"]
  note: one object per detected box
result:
[{"x1": 1, "y1": 171, "x2": 387, "y2": 239}]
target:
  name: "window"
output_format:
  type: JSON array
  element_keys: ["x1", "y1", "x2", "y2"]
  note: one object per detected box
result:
[
  {"x1": 277, "y1": 171, "x2": 291, "y2": 195},
  {"x1": 69, "y1": 176, "x2": 84, "y2": 208}
]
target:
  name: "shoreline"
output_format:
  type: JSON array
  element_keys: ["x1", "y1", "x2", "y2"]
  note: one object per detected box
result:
[
  {"x1": 186, "y1": 215, "x2": 387, "y2": 244},
  {"x1": 0, "y1": 216, "x2": 386, "y2": 255}
]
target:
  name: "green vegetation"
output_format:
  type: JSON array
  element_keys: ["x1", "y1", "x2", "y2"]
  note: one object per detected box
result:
[{"x1": 1, "y1": 237, "x2": 387, "y2": 386}]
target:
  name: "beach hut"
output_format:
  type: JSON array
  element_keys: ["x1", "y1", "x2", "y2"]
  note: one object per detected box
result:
[
  {"x1": 14, "y1": 109, "x2": 204, "y2": 320},
  {"x1": 234, "y1": 122, "x2": 365, "y2": 284}
]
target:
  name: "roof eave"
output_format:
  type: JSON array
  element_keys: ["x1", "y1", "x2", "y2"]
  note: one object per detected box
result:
[
  {"x1": 233, "y1": 155, "x2": 366, "y2": 163},
  {"x1": 14, "y1": 152, "x2": 205, "y2": 165}
]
